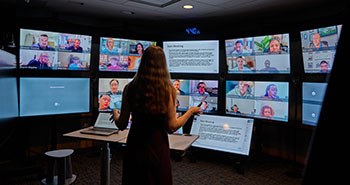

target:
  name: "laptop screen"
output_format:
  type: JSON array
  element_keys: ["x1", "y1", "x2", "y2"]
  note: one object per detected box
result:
[{"x1": 94, "y1": 112, "x2": 118, "y2": 129}]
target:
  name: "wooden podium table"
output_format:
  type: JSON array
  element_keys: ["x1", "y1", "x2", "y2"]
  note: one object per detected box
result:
[{"x1": 64, "y1": 128, "x2": 198, "y2": 185}]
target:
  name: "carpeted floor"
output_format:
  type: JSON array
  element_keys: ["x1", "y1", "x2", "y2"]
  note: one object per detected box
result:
[{"x1": 1, "y1": 144, "x2": 303, "y2": 185}]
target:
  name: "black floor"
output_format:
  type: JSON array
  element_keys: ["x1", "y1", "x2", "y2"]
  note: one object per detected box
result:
[{"x1": 1, "y1": 145, "x2": 303, "y2": 185}]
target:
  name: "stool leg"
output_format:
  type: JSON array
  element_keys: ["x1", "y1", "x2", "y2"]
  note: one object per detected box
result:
[
  {"x1": 66, "y1": 155, "x2": 73, "y2": 178},
  {"x1": 57, "y1": 157, "x2": 66, "y2": 185},
  {"x1": 46, "y1": 158, "x2": 55, "y2": 184}
]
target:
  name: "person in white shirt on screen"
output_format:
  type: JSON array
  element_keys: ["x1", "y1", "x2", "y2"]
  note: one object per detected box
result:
[
  {"x1": 231, "y1": 56, "x2": 252, "y2": 72},
  {"x1": 231, "y1": 40, "x2": 250, "y2": 55}
]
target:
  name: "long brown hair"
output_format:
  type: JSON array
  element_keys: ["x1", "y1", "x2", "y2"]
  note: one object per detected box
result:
[{"x1": 129, "y1": 46, "x2": 176, "y2": 115}]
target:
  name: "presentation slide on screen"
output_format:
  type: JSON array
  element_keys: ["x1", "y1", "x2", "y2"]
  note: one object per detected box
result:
[
  {"x1": 190, "y1": 114, "x2": 254, "y2": 155},
  {"x1": 163, "y1": 40, "x2": 219, "y2": 74}
]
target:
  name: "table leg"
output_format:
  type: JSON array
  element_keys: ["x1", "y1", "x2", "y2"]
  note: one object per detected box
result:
[{"x1": 101, "y1": 142, "x2": 111, "y2": 185}]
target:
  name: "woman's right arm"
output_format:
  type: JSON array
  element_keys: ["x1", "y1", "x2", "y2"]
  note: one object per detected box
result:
[{"x1": 167, "y1": 93, "x2": 201, "y2": 133}]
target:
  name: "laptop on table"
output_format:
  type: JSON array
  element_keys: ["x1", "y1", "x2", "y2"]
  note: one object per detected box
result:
[{"x1": 80, "y1": 112, "x2": 119, "y2": 136}]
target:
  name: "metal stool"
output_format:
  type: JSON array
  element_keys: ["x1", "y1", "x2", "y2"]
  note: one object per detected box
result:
[{"x1": 41, "y1": 149, "x2": 77, "y2": 185}]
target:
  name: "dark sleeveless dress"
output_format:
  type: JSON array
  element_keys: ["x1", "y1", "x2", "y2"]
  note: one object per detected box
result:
[{"x1": 121, "y1": 88, "x2": 172, "y2": 185}]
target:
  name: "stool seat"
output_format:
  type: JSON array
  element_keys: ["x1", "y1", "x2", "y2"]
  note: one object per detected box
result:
[{"x1": 45, "y1": 149, "x2": 74, "y2": 158}]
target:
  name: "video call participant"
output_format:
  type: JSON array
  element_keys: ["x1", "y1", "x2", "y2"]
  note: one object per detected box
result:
[
  {"x1": 106, "y1": 79, "x2": 123, "y2": 110},
  {"x1": 173, "y1": 79, "x2": 186, "y2": 95},
  {"x1": 231, "y1": 40, "x2": 250, "y2": 55},
  {"x1": 136, "y1": 43, "x2": 144, "y2": 55},
  {"x1": 310, "y1": 33, "x2": 325, "y2": 50},
  {"x1": 260, "y1": 105, "x2": 274, "y2": 118},
  {"x1": 133, "y1": 43, "x2": 144, "y2": 69},
  {"x1": 107, "y1": 57, "x2": 122, "y2": 71},
  {"x1": 194, "y1": 82, "x2": 210, "y2": 96},
  {"x1": 231, "y1": 56, "x2": 252, "y2": 72},
  {"x1": 102, "y1": 38, "x2": 118, "y2": 55},
  {"x1": 320, "y1": 60, "x2": 329, "y2": 73},
  {"x1": 68, "y1": 56, "x2": 83, "y2": 70},
  {"x1": 227, "y1": 81, "x2": 254, "y2": 98},
  {"x1": 31, "y1": 34, "x2": 55, "y2": 51},
  {"x1": 66, "y1": 39, "x2": 83, "y2": 52},
  {"x1": 27, "y1": 52, "x2": 52, "y2": 69},
  {"x1": 269, "y1": 37, "x2": 282, "y2": 53},
  {"x1": 111, "y1": 46, "x2": 201, "y2": 185},
  {"x1": 98, "y1": 93, "x2": 111, "y2": 111},
  {"x1": 259, "y1": 59, "x2": 279, "y2": 73},
  {"x1": 231, "y1": 104, "x2": 241, "y2": 113},
  {"x1": 263, "y1": 84, "x2": 280, "y2": 100}
]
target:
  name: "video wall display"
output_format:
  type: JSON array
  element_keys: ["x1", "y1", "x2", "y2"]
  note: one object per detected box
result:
[
  {"x1": 172, "y1": 79, "x2": 218, "y2": 113},
  {"x1": 19, "y1": 28, "x2": 92, "y2": 70},
  {"x1": 300, "y1": 25, "x2": 342, "y2": 73},
  {"x1": 0, "y1": 77, "x2": 18, "y2": 119},
  {"x1": 163, "y1": 40, "x2": 219, "y2": 74},
  {"x1": 226, "y1": 81, "x2": 289, "y2": 122},
  {"x1": 99, "y1": 37, "x2": 156, "y2": 72},
  {"x1": 302, "y1": 82, "x2": 328, "y2": 126},
  {"x1": 190, "y1": 114, "x2": 254, "y2": 155},
  {"x1": 20, "y1": 78, "x2": 90, "y2": 117},
  {"x1": 225, "y1": 33, "x2": 290, "y2": 74},
  {"x1": 98, "y1": 78, "x2": 133, "y2": 112},
  {"x1": 0, "y1": 49, "x2": 16, "y2": 69}
]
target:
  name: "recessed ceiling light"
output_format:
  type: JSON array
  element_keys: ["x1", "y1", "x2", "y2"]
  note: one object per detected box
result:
[{"x1": 183, "y1": 5, "x2": 193, "y2": 9}]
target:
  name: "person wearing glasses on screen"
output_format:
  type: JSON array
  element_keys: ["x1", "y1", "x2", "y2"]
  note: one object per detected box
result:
[
  {"x1": 194, "y1": 82, "x2": 210, "y2": 96},
  {"x1": 107, "y1": 57, "x2": 122, "y2": 71},
  {"x1": 227, "y1": 81, "x2": 254, "y2": 98},
  {"x1": 31, "y1": 34, "x2": 55, "y2": 51},
  {"x1": 27, "y1": 52, "x2": 52, "y2": 69},
  {"x1": 231, "y1": 56, "x2": 252, "y2": 72},
  {"x1": 98, "y1": 93, "x2": 111, "y2": 111}
]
